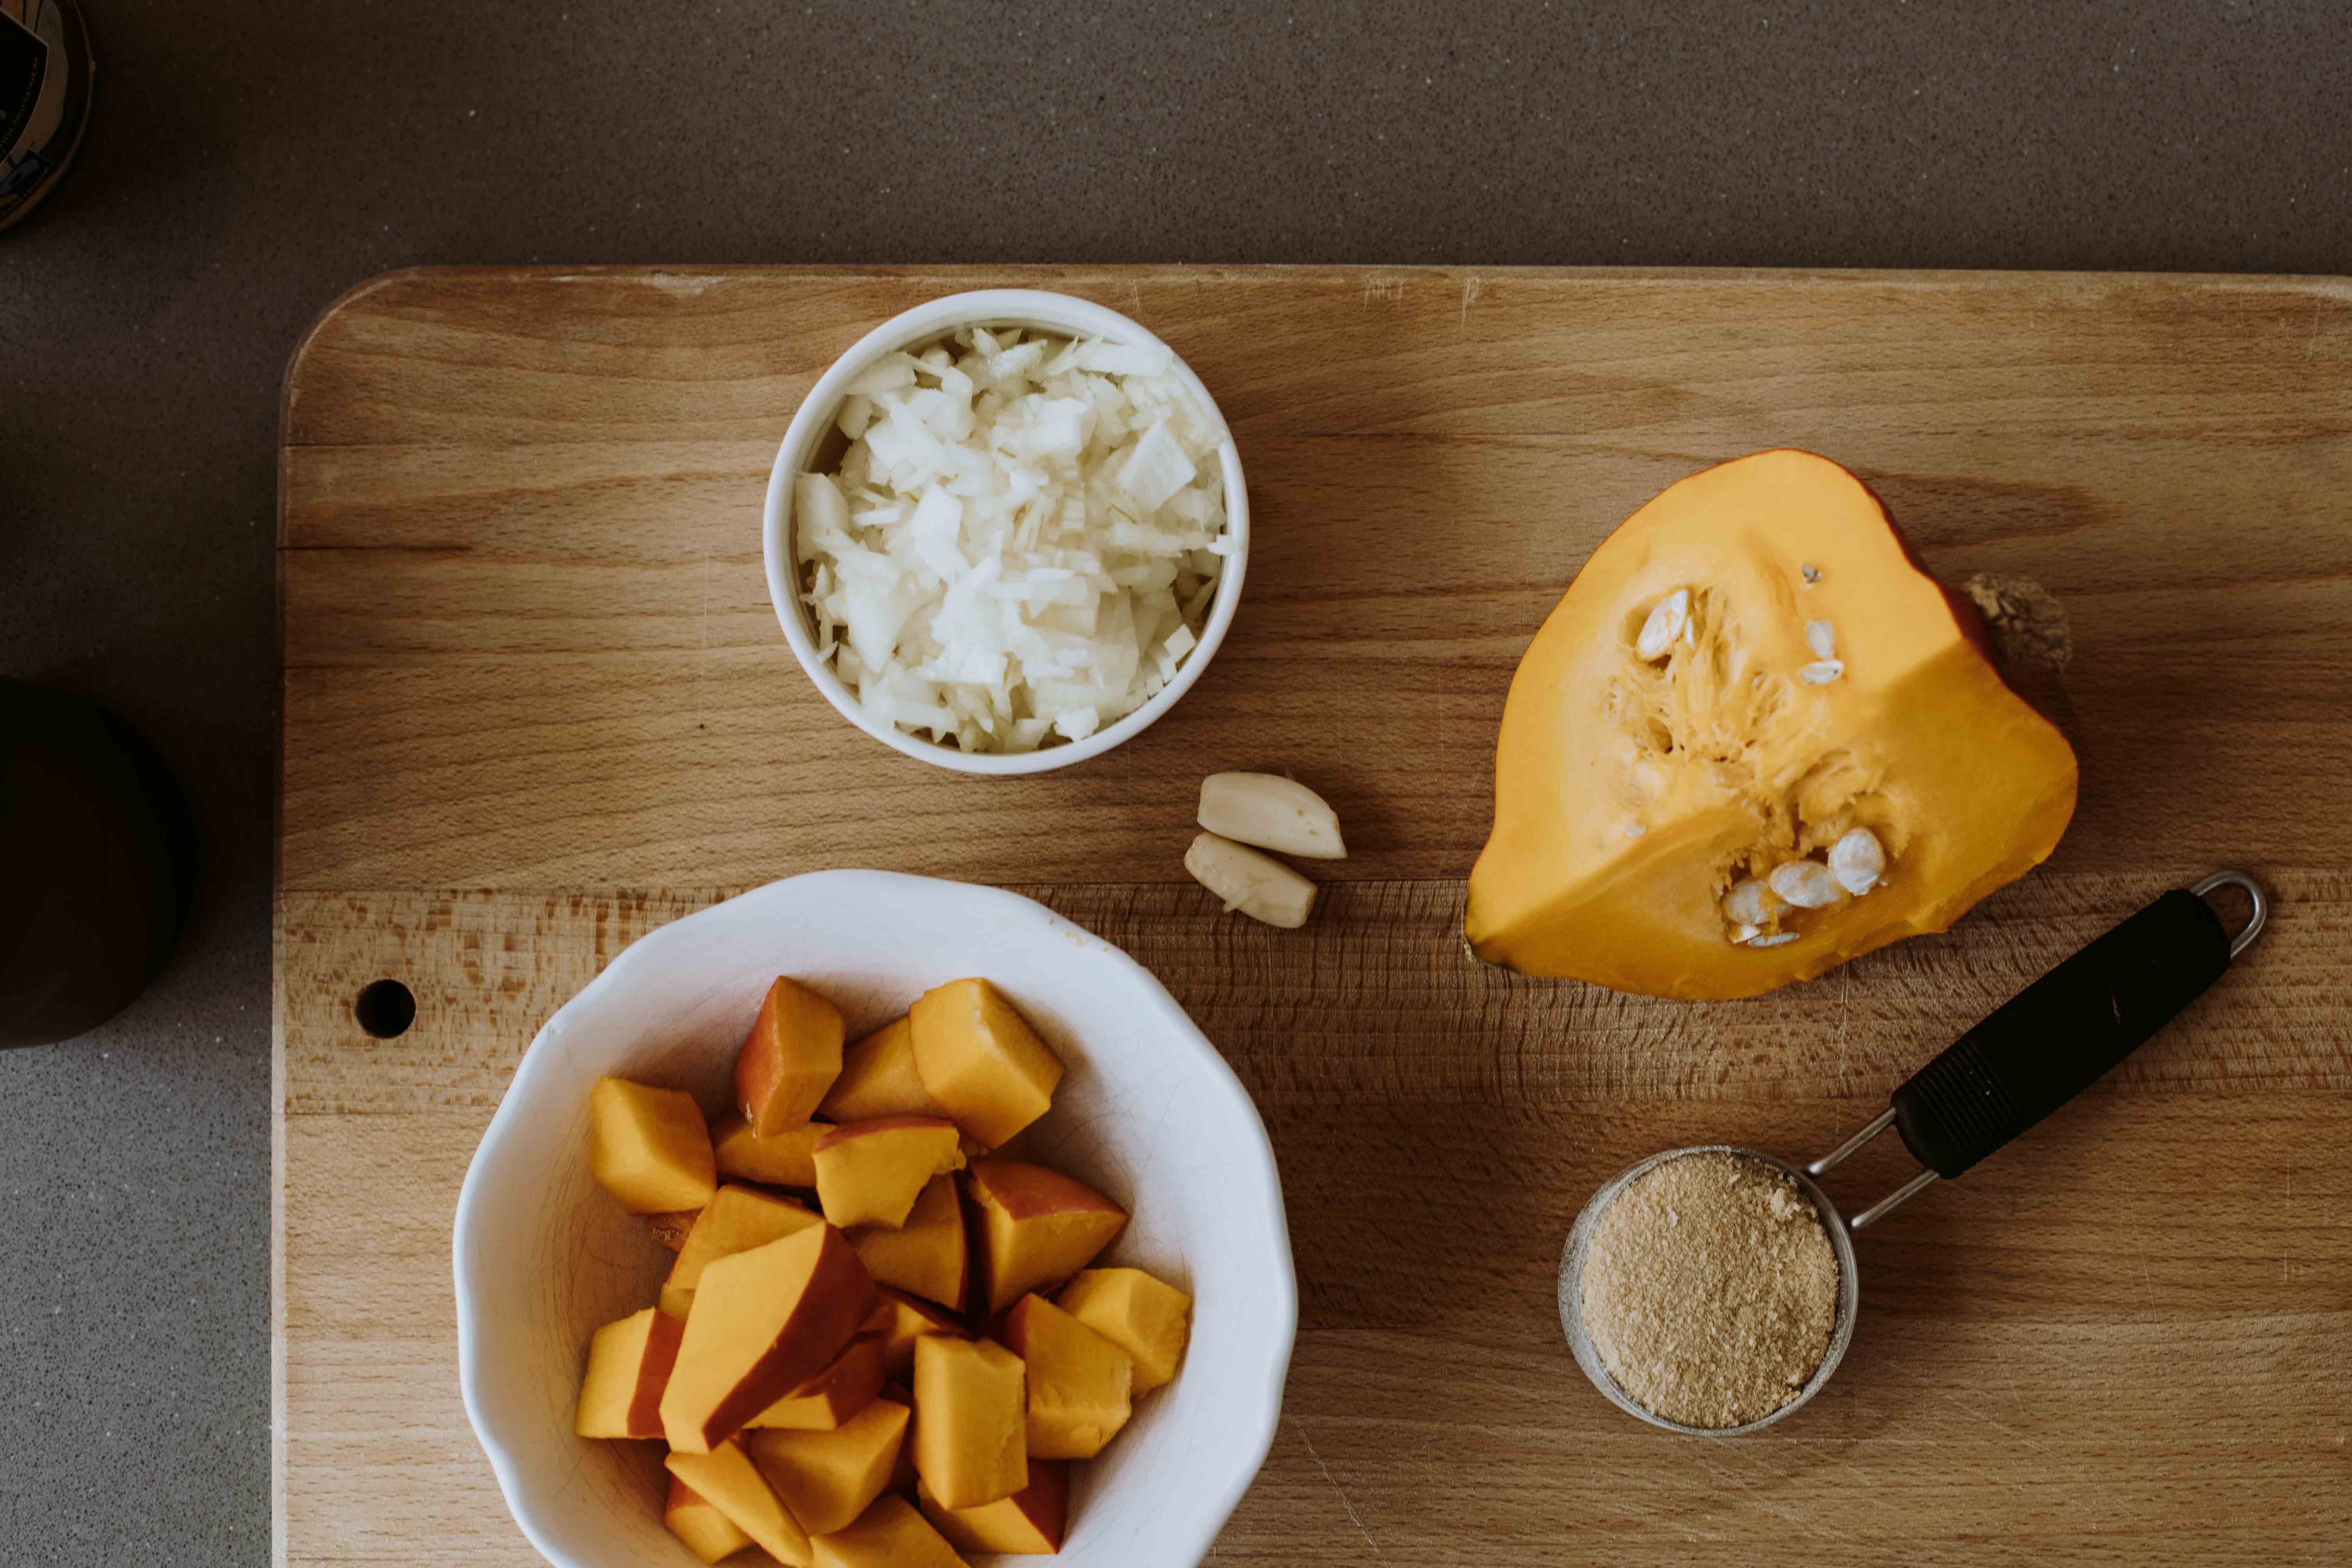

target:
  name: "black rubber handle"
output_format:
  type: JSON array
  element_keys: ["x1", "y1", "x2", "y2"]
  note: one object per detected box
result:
[{"x1": 1890, "y1": 889, "x2": 2231, "y2": 1180}]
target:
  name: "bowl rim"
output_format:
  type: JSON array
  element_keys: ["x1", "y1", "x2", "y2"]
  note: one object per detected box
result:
[
  {"x1": 452, "y1": 868, "x2": 1298, "y2": 1568},
  {"x1": 760, "y1": 287, "x2": 1249, "y2": 775}
]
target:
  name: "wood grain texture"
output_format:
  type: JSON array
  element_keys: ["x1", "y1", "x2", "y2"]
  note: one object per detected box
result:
[
  {"x1": 278, "y1": 267, "x2": 2352, "y2": 1566},
  {"x1": 280, "y1": 266, "x2": 2352, "y2": 891}
]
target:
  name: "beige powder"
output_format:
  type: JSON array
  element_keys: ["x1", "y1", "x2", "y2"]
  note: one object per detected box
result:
[{"x1": 1579, "y1": 1151, "x2": 1839, "y2": 1429}]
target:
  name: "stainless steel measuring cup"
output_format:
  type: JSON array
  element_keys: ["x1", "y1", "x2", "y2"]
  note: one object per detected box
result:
[{"x1": 1559, "y1": 870, "x2": 2269, "y2": 1435}]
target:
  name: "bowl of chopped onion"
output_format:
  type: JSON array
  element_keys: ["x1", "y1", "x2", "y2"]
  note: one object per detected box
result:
[{"x1": 763, "y1": 290, "x2": 1247, "y2": 773}]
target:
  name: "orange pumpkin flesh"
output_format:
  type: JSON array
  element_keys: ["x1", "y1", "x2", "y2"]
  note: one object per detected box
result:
[{"x1": 1466, "y1": 449, "x2": 2077, "y2": 999}]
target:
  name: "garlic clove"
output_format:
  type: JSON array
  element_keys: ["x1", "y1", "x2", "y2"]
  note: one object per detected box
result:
[
  {"x1": 1185, "y1": 832, "x2": 1318, "y2": 929},
  {"x1": 1197, "y1": 772, "x2": 1347, "y2": 860}
]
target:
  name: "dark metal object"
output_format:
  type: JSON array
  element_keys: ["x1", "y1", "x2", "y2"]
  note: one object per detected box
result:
[{"x1": 0, "y1": 0, "x2": 92, "y2": 234}]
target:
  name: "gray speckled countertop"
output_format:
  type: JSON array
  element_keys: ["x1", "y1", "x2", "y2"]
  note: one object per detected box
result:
[{"x1": 3, "y1": 2, "x2": 2348, "y2": 1560}]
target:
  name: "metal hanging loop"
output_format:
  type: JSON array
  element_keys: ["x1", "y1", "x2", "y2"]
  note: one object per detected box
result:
[{"x1": 2191, "y1": 869, "x2": 2268, "y2": 958}]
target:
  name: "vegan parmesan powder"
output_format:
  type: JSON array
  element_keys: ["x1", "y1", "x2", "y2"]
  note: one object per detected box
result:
[{"x1": 1579, "y1": 1151, "x2": 1840, "y2": 1429}]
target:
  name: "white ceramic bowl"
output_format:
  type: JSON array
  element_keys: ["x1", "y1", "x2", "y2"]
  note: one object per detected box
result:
[
  {"x1": 454, "y1": 871, "x2": 1295, "y2": 1568},
  {"x1": 761, "y1": 289, "x2": 1249, "y2": 775}
]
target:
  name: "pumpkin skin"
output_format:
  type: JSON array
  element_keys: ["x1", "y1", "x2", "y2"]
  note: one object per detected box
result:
[{"x1": 1465, "y1": 449, "x2": 2077, "y2": 999}]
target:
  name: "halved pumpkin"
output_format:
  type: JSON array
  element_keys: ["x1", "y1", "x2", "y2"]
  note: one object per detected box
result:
[{"x1": 1466, "y1": 449, "x2": 2076, "y2": 998}]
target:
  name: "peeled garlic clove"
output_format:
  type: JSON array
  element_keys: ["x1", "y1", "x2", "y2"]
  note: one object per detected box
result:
[
  {"x1": 1636, "y1": 588, "x2": 1690, "y2": 660},
  {"x1": 1185, "y1": 832, "x2": 1318, "y2": 929},
  {"x1": 1768, "y1": 859, "x2": 1843, "y2": 909},
  {"x1": 1197, "y1": 772, "x2": 1347, "y2": 860},
  {"x1": 1829, "y1": 827, "x2": 1886, "y2": 895}
]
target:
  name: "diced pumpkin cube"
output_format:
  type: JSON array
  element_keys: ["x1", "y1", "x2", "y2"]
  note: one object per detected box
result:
[
  {"x1": 572, "y1": 1306, "x2": 684, "y2": 1440},
  {"x1": 665, "y1": 1441, "x2": 813, "y2": 1566},
  {"x1": 966, "y1": 1159, "x2": 1127, "y2": 1312},
  {"x1": 745, "y1": 1333, "x2": 886, "y2": 1431},
  {"x1": 919, "y1": 1461, "x2": 1067, "y2": 1556},
  {"x1": 811, "y1": 1495, "x2": 967, "y2": 1568},
  {"x1": 659, "y1": 1226, "x2": 876, "y2": 1454},
  {"x1": 735, "y1": 977, "x2": 846, "y2": 1136},
  {"x1": 911, "y1": 1335, "x2": 1027, "y2": 1510},
  {"x1": 1056, "y1": 1267, "x2": 1192, "y2": 1393},
  {"x1": 850, "y1": 1173, "x2": 968, "y2": 1310},
  {"x1": 747, "y1": 1395, "x2": 910, "y2": 1534},
  {"x1": 908, "y1": 979, "x2": 1062, "y2": 1148},
  {"x1": 712, "y1": 1111, "x2": 830, "y2": 1188},
  {"x1": 661, "y1": 1185, "x2": 822, "y2": 1320},
  {"x1": 820, "y1": 1016, "x2": 943, "y2": 1121},
  {"x1": 813, "y1": 1117, "x2": 964, "y2": 1230},
  {"x1": 998, "y1": 1293, "x2": 1133, "y2": 1459},
  {"x1": 665, "y1": 1475, "x2": 755, "y2": 1564},
  {"x1": 867, "y1": 1287, "x2": 970, "y2": 1383},
  {"x1": 588, "y1": 1078, "x2": 716, "y2": 1213}
]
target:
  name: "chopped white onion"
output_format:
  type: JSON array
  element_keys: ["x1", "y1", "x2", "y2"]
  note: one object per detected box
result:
[{"x1": 799, "y1": 327, "x2": 1227, "y2": 753}]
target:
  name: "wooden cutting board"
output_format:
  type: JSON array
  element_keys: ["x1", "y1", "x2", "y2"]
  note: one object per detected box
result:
[{"x1": 275, "y1": 266, "x2": 2352, "y2": 1567}]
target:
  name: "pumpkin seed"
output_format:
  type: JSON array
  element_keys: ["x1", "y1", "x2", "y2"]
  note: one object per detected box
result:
[
  {"x1": 1798, "y1": 659, "x2": 1844, "y2": 684},
  {"x1": 1721, "y1": 877, "x2": 1782, "y2": 927},
  {"x1": 1828, "y1": 827, "x2": 1885, "y2": 895},
  {"x1": 1768, "y1": 860, "x2": 1842, "y2": 909},
  {"x1": 1805, "y1": 620, "x2": 1836, "y2": 659},
  {"x1": 1636, "y1": 588, "x2": 1690, "y2": 661}
]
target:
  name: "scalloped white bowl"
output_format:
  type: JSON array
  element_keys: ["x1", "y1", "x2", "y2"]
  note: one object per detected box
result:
[
  {"x1": 761, "y1": 288, "x2": 1249, "y2": 775},
  {"x1": 453, "y1": 871, "x2": 1294, "y2": 1568}
]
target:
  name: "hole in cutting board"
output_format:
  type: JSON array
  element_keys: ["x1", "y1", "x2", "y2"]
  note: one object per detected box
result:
[{"x1": 354, "y1": 979, "x2": 416, "y2": 1039}]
